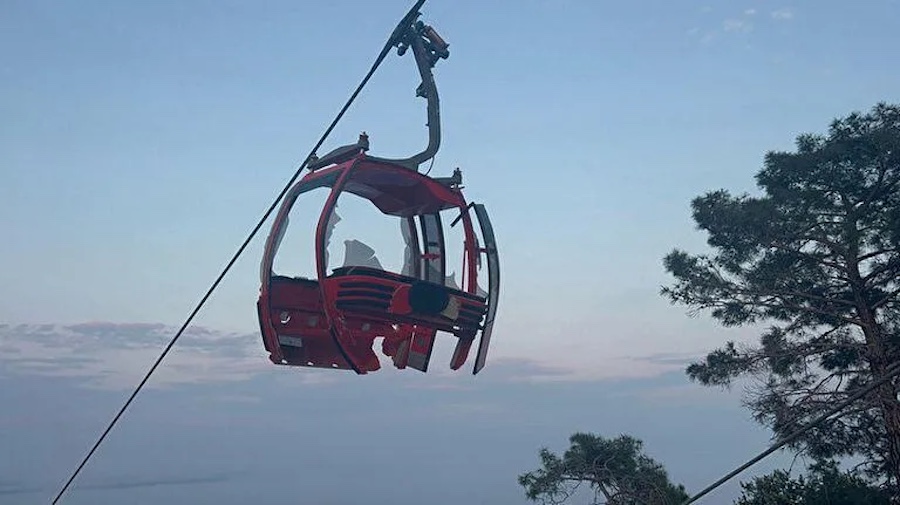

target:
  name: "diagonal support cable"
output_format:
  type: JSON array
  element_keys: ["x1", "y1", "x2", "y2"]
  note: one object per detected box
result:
[
  {"x1": 682, "y1": 360, "x2": 900, "y2": 504},
  {"x1": 49, "y1": 1, "x2": 427, "y2": 503}
]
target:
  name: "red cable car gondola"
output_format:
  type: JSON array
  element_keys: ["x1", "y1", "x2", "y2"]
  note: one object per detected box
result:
[{"x1": 256, "y1": 16, "x2": 499, "y2": 375}]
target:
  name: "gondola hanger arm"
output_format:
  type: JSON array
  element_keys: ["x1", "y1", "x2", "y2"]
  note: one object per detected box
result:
[{"x1": 309, "y1": 14, "x2": 450, "y2": 172}]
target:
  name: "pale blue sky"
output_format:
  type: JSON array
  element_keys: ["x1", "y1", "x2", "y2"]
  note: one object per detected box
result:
[{"x1": 2, "y1": 0, "x2": 899, "y2": 503}]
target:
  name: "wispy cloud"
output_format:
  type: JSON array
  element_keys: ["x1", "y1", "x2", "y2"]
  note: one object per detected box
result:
[
  {"x1": 691, "y1": 6, "x2": 795, "y2": 45},
  {"x1": 771, "y1": 8, "x2": 794, "y2": 20},
  {"x1": 77, "y1": 473, "x2": 238, "y2": 491},
  {"x1": 1, "y1": 321, "x2": 713, "y2": 390},
  {"x1": 631, "y1": 351, "x2": 699, "y2": 368},
  {"x1": 691, "y1": 8, "x2": 757, "y2": 44},
  {"x1": 722, "y1": 18, "x2": 753, "y2": 34},
  {"x1": 0, "y1": 482, "x2": 44, "y2": 497},
  {"x1": 0, "y1": 322, "x2": 269, "y2": 390},
  {"x1": 0, "y1": 473, "x2": 241, "y2": 498}
]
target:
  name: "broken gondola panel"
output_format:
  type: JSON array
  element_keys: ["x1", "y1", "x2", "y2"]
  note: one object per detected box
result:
[{"x1": 256, "y1": 12, "x2": 499, "y2": 375}]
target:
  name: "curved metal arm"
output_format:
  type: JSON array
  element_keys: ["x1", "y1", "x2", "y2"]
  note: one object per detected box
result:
[
  {"x1": 308, "y1": 17, "x2": 449, "y2": 173},
  {"x1": 369, "y1": 20, "x2": 448, "y2": 171}
]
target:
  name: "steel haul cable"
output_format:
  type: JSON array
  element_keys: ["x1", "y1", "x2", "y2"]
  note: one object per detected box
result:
[
  {"x1": 49, "y1": 1, "x2": 427, "y2": 503},
  {"x1": 682, "y1": 359, "x2": 900, "y2": 504}
]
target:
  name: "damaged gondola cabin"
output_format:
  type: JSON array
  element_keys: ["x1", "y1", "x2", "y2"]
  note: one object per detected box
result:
[{"x1": 256, "y1": 13, "x2": 499, "y2": 375}]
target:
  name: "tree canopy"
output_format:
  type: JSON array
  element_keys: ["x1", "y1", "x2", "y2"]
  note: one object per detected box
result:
[
  {"x1": 735, "y1": 459, "x2": 892, "y2": 505},
  {"x1": 661, "y1": 102, "x2": 900, "y2": 492},
  {"x1": 517, "y1": 432, "x2": 895, "y2": 505},
  {"x1": 517, "y1": 432, "x2": 688, "y2": 505}
]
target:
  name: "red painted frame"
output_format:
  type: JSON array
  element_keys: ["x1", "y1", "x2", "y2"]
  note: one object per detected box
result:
[{"x1": 257, "y1": 153, "x2": 496, "y2": 375}]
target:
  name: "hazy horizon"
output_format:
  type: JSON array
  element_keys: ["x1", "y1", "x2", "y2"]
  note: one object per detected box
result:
[{"x1": 2, "y1": 322, "x2": 796, "y2": 504}]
